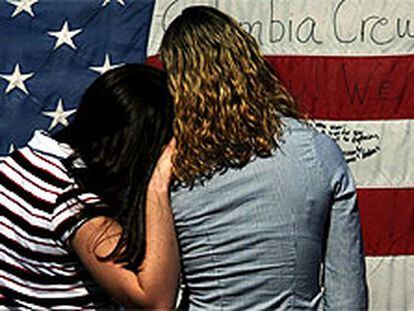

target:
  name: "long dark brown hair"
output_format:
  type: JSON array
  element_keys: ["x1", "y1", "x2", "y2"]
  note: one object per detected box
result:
[
  {"x1": 159, "y1": 6, "x2": 300, "y2": 188},
  {"x1": 53, "y1": 64, "x2": 173, "y2": 271}
]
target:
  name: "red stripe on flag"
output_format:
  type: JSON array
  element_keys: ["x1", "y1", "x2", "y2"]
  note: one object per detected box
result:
[
  {"x1": 267, "y1": 55, "x2": 414, "y2": 120},
  {"x1": 146, "y1": 56, "x2": 163, "y2": 69},
  {"x1": 148, "y1": 55, "x2": 414, "y2": 120},
  {"x1": 358, "y1": 188, "x2": 414, "y2": 256}
]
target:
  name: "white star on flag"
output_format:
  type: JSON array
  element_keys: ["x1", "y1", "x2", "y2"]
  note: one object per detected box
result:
[
  {"x1": 0, "y1": 142, "x2": 14, "y2": 161},
  {"x1": 8, "y1": 144, "x2": 15, "y2": 154},
  {"x1": 48, "y1": 21, "x2": 82, "y2": 50},
  {"x1": 102, "y1": 0, "x2": 125, "y2": 6},
  {"x1": 89, "y1": 54, "x2": 124, "y2": 75},
  {"x1": 42, "y1": 99, "x2": 76, "y2": 130},
  {"x1": 0, "y1": 63, "x2": 34, "y2": 94},
  {"x1": 7, "y1": 0, "x2": 38, "y2": 18}
]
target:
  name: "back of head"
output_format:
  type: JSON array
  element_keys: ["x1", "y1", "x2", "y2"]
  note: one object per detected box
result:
[
  {"x1": 54, "y1": 64, "x2": 173, "y2": 270},
  {"x1": 56, "y1": 64, "x2": 172, "y2": 169},
  {"x1": 159, "y1": 6, "x2": 299, "y2": 188}
]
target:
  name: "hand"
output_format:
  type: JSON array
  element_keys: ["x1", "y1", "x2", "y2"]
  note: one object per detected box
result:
[{"x1": 148, "y1": 138, "x2": 176, "y2": 193}]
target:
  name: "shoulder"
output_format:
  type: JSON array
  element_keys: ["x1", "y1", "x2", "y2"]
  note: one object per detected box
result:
[
  {"x1": 3, "y1": 131, "x2": 84, "y2": 212},
  {"x1": 281, "y1": 117, "x2": 347, "y2": 179},
  {"x1": 0, "y1": 131, "x2": 75, "y2": 191},
  {"x1": 312, "y1": 127, "x2": 346, "y2": 171},
  {"x1": 25, "y1": 130, "x2": 75, "y2": 183}
]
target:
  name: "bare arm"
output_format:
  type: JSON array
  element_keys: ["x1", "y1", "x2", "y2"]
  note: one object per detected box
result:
[{"x1": 72, "y1": 141, "x2": 180, "y2": 309}]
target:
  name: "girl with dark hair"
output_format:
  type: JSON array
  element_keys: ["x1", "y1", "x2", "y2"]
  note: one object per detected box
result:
[
  {"x1": 159, "y1": 6, "x2": 367, "y2": 310},
  {"x1": 0, "y1": 64, "x2": 179, "y2": 309}
]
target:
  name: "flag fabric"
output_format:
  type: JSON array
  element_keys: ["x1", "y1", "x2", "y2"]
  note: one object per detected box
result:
[
  {"x1": 1, "y1": 1, "x2": 413, "y2": 310},
  {"x1": 146, "y1": 1, "x2": 414, "y2": 310},
  {"x1": 0, "y1": 0, "x2": 155, "y2": 156}
]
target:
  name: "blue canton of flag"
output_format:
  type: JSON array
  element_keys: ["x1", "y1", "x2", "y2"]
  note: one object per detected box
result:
[{"x1": 0, "y1": 0, "x2": 155, "y2": 155}]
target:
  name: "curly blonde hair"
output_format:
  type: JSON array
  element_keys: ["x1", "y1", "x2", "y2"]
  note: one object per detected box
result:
[{"x1": 159, "y1": 6, "x2": 300, "y2": 188}]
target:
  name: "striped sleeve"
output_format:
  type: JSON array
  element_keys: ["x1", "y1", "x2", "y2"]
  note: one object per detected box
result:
[{"x1": 51, "y1": 185, "x2": 104, "y2": 246}]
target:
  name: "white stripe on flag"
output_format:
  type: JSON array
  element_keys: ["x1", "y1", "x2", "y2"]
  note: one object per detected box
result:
[
  {"x1": 147, "y1": 0, "x2": 414, "y2": 56},
  {"x1": 314, "y1": 119, "x2": 414, "y2": 189},
  {"x1": 366, "y1": 255, "x2": 414, "y2": 311}
]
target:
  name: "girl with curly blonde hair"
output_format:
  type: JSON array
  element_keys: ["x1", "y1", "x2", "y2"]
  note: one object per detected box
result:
[
  {"x1": 160, "y1": 6, "x2": 299, "y2": 188},
  {"x1": 160, "y1": 6, "x2": 367, "y2": 310}
]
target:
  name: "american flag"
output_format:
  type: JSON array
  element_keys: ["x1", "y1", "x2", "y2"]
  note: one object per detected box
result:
[
  {"x1": 0, "y1": 0, "x2": 154, "y2": 155},
  {"x1": 1, "y1": 1, "x2": 414, "y2": 310}
]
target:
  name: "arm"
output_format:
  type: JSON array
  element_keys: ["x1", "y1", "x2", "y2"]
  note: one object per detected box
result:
[
  {"x1": 72, "y1": 141, "x2": 180, "y2": 309},
  {"x1": 322, "y1": 162, "x2": 368, "y2": 310}
]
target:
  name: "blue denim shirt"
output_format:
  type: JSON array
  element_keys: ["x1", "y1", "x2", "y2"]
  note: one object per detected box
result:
[{"x1": 171, "y1": 117, "x2": 368, "y2": 310}]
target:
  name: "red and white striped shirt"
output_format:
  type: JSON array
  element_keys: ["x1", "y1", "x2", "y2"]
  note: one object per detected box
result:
[{"x1": 0, "y1": 130, "x2": 118, "y2": 310}]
